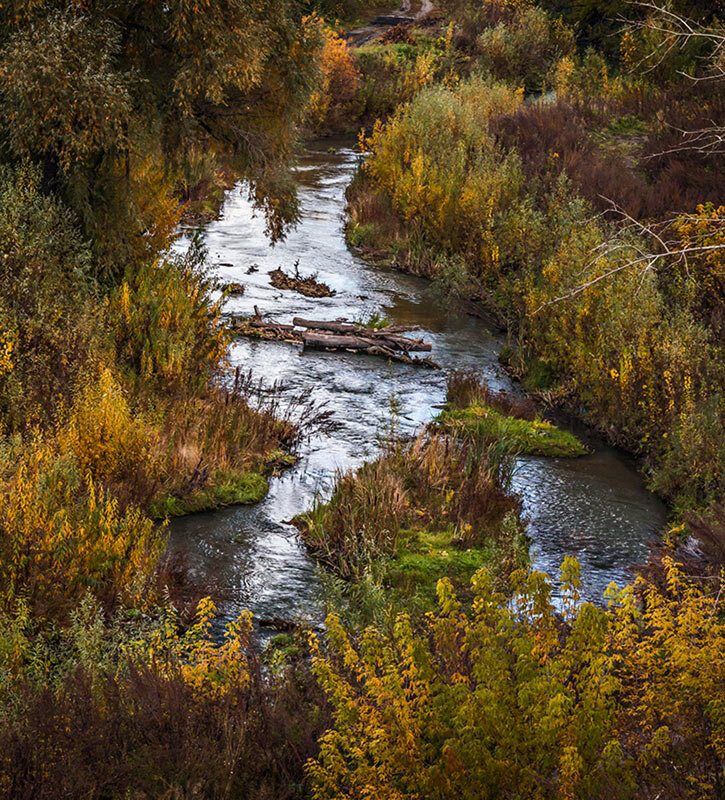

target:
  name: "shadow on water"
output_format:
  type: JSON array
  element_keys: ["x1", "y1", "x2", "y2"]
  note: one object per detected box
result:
[{"x1": 169, "y1": 139, "x2": 667, "y2": 629}]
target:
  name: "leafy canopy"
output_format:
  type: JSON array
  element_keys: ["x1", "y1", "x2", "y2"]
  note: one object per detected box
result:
[{"x1": 0, "y1": 0, "x2": 323, "y2": 279}]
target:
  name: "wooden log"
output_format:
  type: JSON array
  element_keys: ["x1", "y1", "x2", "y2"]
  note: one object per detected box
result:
[
  {"x1": 293, "y1": 318, "x2": 361, "y2": 335},
  {"x1": 292, "y1": 318, "x2": 430, "y2": 350},
  {"x1": 232, "y1": 313, "x2": 439, "y2": 367},
  {"x1": 300, "y1": 331, "x2": 431, "y2": 353},
  {"x1": 379, "y1": 334, "x2": 432, "y2": 352},
  {"x1": 247, "y1": 319, "x2": 296, "y2": 332},
  {"x1": 364, "y1": 345, "x2": 440, "y2": 369},
  {"x1": 293, "y1": 317, "x2": 421, "y2": 335},
  {"x1": 302, "y1": 332, "x2": 379, "y2": 350}
]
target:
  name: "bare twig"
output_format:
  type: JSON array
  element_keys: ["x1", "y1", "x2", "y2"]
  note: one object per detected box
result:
[{"x1": 534, "y1": 199, "x2": 725, "y2": 313}]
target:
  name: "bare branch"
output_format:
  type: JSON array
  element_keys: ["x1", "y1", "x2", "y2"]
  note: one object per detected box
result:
[
  {"x1": 621, "y1": 2, "x2": 725, "y2": 82},
  {"x1": 534, "y1": 199, "x2": 725, "y2": 314}
]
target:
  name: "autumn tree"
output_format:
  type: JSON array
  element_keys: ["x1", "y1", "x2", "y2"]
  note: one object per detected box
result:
[{"x1": 0, "y1": 0, "x2": 323, "y2": 280}]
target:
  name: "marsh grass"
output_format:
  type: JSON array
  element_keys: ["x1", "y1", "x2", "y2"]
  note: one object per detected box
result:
[
  {"x1": 445, "y1": 369, "x2": 536, "y2": 418},
  {"x1": 296, "y1": 429, "x2": 521, "y2": 584},
  {"x1": 440, "y1": 371, "x2": 587, "y2": 458}
]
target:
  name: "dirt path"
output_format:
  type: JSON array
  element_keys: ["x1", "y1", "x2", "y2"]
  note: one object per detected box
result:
[{"x1": 345, "y1": 0, "x2": 435, "y2": 46}]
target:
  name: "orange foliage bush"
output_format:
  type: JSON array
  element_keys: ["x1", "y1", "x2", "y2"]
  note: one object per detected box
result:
[{"x1": 308, "y1": 28, "x2": 361, "y2": 129}]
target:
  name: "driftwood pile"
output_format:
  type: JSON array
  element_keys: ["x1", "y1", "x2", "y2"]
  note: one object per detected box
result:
[
  {"x1": 222, "y1": 281, "x2": 245, "y2": 296},
  {"x1": 269, "y1": 264, "x2": 335, "y2": 298},
  {"x1": 231, "y1": 309, "x2": 439, "y2": 368}
]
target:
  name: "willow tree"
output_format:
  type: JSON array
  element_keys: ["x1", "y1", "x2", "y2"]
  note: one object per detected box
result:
[{"x1": 0, "y1": 1, "x2": 322, "y2": 279}]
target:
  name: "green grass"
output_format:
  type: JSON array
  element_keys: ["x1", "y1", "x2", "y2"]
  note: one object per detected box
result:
[
  {"x1": 437, "y1": 404, "x2": 588, "y2": 458},
  {"x1": 149, "y1": 470, "x2": 268, "y2": 518},
  {"x1": 522, "y1": 357, "x2": 557, "y2": 392},
  {"x1": 346, "y1": 221, "x2": 381, "y2": 248},
  {"x1": 354, "y1": 311, "x2": 391, "y2": 329},
  {"x1": 387, "y1": 528, "x2": 499, "y2": 596}
]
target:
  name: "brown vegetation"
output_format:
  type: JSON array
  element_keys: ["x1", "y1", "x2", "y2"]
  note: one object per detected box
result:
[
  {"x1": 490, "y1": 91, "x2": 725, "y2": 222},
  {"x1": 446, "y1": 369, "x2": 536, "y2": 419},
  {"x1": 0, "y1": 660, "x2": 329, "y2": 800},
  {"x1": 270, "y1": 265, "x2": 336, "y2": 298}
]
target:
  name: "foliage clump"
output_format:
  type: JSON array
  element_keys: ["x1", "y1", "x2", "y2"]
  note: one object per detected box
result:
[
  {"x1": 308, "y1": 558, "x2": 725, "y2": 800},
  {"x1": 439, "y1": 371, "x2": 588, "y2": 457}
]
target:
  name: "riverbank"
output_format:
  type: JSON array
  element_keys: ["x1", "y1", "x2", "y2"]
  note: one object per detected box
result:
[
  {"x1": 345, "y1": 77, "x2": 725, "y2": 550},
  {"x1": 292, "y1": 369, "x2": 596, "y2": 623},
  {"x1": 167, "y1": 139, "x2": 666, "y2": 628}
]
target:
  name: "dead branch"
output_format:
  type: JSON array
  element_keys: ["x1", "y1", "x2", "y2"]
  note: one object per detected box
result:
[{"x1": 534, "y1": 199, "x2": 725, "y2": 313}]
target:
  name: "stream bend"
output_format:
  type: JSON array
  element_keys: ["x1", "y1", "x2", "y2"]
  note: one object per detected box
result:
[{"x1": 170, "y1": 140, "x2": 667, "y2": 626}]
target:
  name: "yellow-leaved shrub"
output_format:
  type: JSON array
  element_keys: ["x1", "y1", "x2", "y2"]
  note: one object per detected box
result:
[
  {"x1": 56, "y1": 368, "x2": 160, "y2": 501},
  {"x1": 361, "y1": 78, "x2": 523, "y2": 270},
  {"x1": 108, "y1": 242, "x2": 229, "y2": 394},
  {"x1": 308, "y1": 558, "x2": 725, "y2": 799},
  {"x1": 0, "y1": 437, "x2": 165, "y2": 618}
]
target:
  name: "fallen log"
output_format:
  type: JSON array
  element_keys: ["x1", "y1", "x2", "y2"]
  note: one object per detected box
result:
[
  {"x1": 302, "y1": 332, "x2": 379, "y2": 350},
  {"x1": 301, "y1": 331, "x2": 431, "y2": 353},
  {"x1": 247, "y1": 319, "x2": 295, "y2": 332},
  {"x1": 292, "y1": 317, "x2": 421, "y2": 336},
  {"x1": 292, "y1": 318, "x2": 430, "y2": 350},
  {"x1": 380, "y1": 334, "x2": 432, "y2": 352},
  {"x1": 230, "y1": 316, "x2": 299, "y2": 342},
  {"x1": 302, "y1": 333, "x2": 439, "y2": 368}
]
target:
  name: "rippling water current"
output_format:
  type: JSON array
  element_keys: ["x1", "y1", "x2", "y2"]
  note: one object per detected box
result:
[{"x1": 169, "y1": 140, "x2": 667, "y2": 628}]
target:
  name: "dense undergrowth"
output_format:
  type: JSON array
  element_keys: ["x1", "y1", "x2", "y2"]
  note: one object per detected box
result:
[
  {"x1": 344, "y1": 1, "x2": 725, "y2": 525},
  {"x1": 0, "y1": 2, "x2": 328, "y2": 796},
  {"x1": 308, "y1": 557, "x2": 725, "y2": 800},
  {"x1": 294, "y1": 376, "x2": 725, "y2": 799}
]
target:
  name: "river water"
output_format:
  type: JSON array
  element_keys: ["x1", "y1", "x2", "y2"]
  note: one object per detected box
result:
[{"x1": 170, "y1": 139, "x2": 667, "y2": 628}]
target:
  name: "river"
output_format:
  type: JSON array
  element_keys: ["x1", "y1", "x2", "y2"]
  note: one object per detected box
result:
[{"x1": 170, "y1": 139, "x2": 667, "y2": 629}]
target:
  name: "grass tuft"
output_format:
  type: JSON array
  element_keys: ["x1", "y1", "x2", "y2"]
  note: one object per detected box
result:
[
  {"x1": 149, "y1": 470, "x2": 268, "y2": 519},
  {"x1": 440, "y1": 370, "x2": 587, "y2": 458}
]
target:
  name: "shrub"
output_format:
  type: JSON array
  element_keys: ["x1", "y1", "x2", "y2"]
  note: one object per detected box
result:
[
  {"x1": 307, "y1": 27, "x2": 361, "y2": 130},
  {"x1": 56, "y1": 368, "x2": 161, "y2": 505},
  {"x1": 0, "y1": 596, "x2": 330, "y2": 800},
  {"x1": 0, "y1": 166, "x2": 99, "y2": 429},
  {"x1": 308, "y1": 559, "x2": 725, "y2": 799},
  {"x1": 0, "y1": 438, "x2": 165, "y2": 619},
  {"x1": 107, "y1": 236, "x2": 228, "y2": 394},
  {"x1": 438, "y1": 0, "x2": 575, "y2": 89},
  {"x1": 361, "y1": 78, "x2": 524, "y2": 270},
  {"x1": 475, "y1": 6, "x2": 575, "y2": 89}
]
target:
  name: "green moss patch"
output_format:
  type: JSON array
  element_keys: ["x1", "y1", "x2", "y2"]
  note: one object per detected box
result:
[
  {"x1": 438, "y1": 404, "x2": 588, "y2": 458},
  {"x1": 150, "y1": 470, "x2": 268, "y2": 519},
  {"x1": 387, "y1": 528, "x2": 500, "y2": 599}
]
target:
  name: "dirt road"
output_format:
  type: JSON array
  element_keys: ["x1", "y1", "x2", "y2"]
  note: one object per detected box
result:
[{"x1": 345, "y1": 0, "x2": 435, "y2": 46}]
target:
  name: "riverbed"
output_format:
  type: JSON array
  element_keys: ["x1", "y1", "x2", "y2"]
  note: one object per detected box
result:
[{"x1": 170, "y1": 139, "x2": 667, "y2": 628}]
